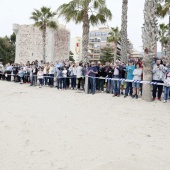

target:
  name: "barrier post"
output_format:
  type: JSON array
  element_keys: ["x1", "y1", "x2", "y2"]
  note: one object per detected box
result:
[{"x1": 85, "y1": 75, "x2": 89, "y2": 94}]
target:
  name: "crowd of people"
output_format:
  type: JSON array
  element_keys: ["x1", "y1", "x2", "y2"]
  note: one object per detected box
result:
[{"x1": 0, "y1": 58, "x2": 169, "y2": 103}]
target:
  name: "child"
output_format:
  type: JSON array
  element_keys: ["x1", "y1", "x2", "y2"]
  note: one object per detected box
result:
[
  {"x1": 18, "y1": 68, "x2": 24, "y2": 84},
  {"x1": 163, "y1": 72, "x2": 170, "y2": 103},
  {"x1": 37, "y1": 67, "x2": 44, "y2": 88},
  {"x1": 62, "y1": 67, "x2": 67, "y2": 90}
]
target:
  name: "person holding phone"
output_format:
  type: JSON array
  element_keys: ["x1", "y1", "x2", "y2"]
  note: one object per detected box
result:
[{"x1": 152, "y1": 59, "x2": 166, "y2": 101}]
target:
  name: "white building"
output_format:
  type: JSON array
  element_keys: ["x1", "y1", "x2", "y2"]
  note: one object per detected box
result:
[
  {"x1": 13, "y1": 23, "x2": 70, "y2": 63},
  {"x1": 70, "y1": 37, "x2": 82, "y2": 62}
]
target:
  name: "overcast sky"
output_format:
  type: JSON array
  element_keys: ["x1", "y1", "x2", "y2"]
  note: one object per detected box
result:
[{"x1": 0, "y1": 0, "x2": 168, "y2": 51}]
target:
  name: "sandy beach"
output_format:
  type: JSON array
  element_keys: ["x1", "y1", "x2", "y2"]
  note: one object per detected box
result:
[{"x1": 0, "y1": 81, "x2": 170, "y2": 170}]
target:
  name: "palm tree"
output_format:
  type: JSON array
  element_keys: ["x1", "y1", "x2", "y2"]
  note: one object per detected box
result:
[
  {"x1": 57, "y1": 0, "x2": 112, "y2": 63},
  {"x1": 157, "y1": 0, "x2": 170, "y2": 57},
  {"x1": 158, "y1": 23, "x2": 168, "y2": 55},
  {"x1": 107, "y1": 27, "x2": 120, "y2": 63},
  {"x1": 120, "y1": 0, "x2": 128, "y2": 63},
  {"x1": 30, "y1": 6, "x2": 58, "y2": 62}
]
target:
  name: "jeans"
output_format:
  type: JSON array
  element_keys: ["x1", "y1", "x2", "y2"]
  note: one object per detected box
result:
[
  {"x1": 31, "y1": 75, "x2": 37, "y2": 86},
  {"x1": 44, "y1": 74, "x2": 48, "y2": 85},
  {"x1": 57, "y1": 78, "x2": 63, "y2": 89},
  {"x1": 49, "y1": 74, "x2": 54, "y2": 86},
  {"x1": 90, "y1": 77, "x2": 96, "y2": 94},
  {"x1": 152, "y1": 80, "x2": 163, "y2": 98},
  {"x1": 71, "y1": 75, "x2": 76, "y2": 89},
  {"x1": 114, "y1": 76, "x2": 120, "y2": 95},
  {"x1": 164, "y1": 86, "x2": 170, "y2": 101},
  {"x1": 63, "y1": 78, "x2": 66, "y2": 89},
  {"x1": 39, "y1": 78, "x2": 43, "y2": 86},
  {"x1": 125, "y1": 82, "x2": 132, "y2": 96},
  {"x1": 107, "y1": 79, "x2": 112, "y2": 93}
]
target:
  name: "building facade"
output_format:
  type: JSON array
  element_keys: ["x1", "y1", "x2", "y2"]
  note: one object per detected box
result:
[
  {"x1": 13, "y1": 24, "x2": 70, "y2": 63},
  {"x1": 88, "y1": 27, "x2": 121, "y2": 61},
  {"x1": 70, "y1": 37, "x2": 82, "y2": 62}
]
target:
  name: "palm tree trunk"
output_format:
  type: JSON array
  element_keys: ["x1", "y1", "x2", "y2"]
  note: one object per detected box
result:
[
  {"x1": 82, "y1": 8, "x2": 90, "y2": 63},
  {"x1": 142, "y1": 53, "x2": 153, "y2": 102},
  {"x1": 120, "y1": 0, "x2": 128, "y2": 63},
  {"x1": 114, "y1": 42, "x2": 117, "y2": 63},
  {"x1": 161, "y1": 43, "x2": 164, "y2": 56},
  {"x1": 142, "y1": 0, "x2": 158, "y2": 102},
  {"x1": 43, "y1": 26, "x2": 46, "y2": 63}
]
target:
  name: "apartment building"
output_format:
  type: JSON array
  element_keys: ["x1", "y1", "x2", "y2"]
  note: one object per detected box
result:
[{"x1": 88, "y1": 27, "x2": 121, "y2": 61}]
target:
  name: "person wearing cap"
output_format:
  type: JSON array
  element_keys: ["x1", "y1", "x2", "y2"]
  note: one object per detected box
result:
[
  {"x1": 152, "y1": 59, "x2": 166, "y2": 101},
  {"x1": 163, "y1": 72, "x2": 170, "y2": 103},
  {"x1": 124, "y1": 60, "x2": 135, "y2": 98}
]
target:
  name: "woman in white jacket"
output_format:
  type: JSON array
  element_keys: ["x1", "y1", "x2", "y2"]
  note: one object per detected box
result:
[
  {"x1": 69, "y1": 63, "x2": 77, "y2": 89},
  {"x1": 132, "y1": 63, "x2": 143, "y2": 99}
]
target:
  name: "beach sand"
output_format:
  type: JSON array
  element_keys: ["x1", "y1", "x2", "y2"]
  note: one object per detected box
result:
[{"x1": 0, "y1": 81, "x2": 170, "y2": 170}]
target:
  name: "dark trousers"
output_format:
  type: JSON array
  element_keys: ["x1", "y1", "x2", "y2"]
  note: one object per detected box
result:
[
  {"x1": 66, "y1": 78, "x2": 70, "y2": 88},
  {"x1": 7, "y1": 71, "x2": 11, "y2": 81},
  {"x1": 0, "y1": 71, "x2": 2, "y2": 80},
  {"x1": 49, "y1": 74, "x2": 54, "y2": 86},
  {"x1": 77, "y1": 77, "x2": 82, "y2": 89},
  {"x1": 90, "y1": 77, "x2": 96, "y2": 94},
  {"x1": 71, "y1": 75, "x2": 76, "y2": 89},
  {"x1": 39, "y1": 78, "x2": 43, "y2": 86},
  {"x1": 99, "y1": 79, "x2": 104, "y2": 91},
  {"x1": 125, "y1": 82, "x2": 132, "y2": 96},
  {"x1": 63, "y1": 78, "x2": 66, "y2": 89},
  {"x1": 152, "y1": 80, "x2": 163, "y2": 98},
  {"x1": 96, "y1": 77, "x2": 99, "y2": 90}
]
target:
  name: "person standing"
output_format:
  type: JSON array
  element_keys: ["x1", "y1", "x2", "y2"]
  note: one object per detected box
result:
[
  {"x1": 77, "y1": 63, "x2": 83, "y2": 90},
  {"x1": 62, "y1": 67, "x2": 67, "y2": 90},
  {"x1": 98, "y1": 64, "x2": 105, "y2": 92},
  {"x1": 152, "y1": 59, "x2": 166, "y2": 101},
  {"x1": 49, "y1": 63, "x2": 55, "y2": 87},
  {"x1": 113, "y1": 60, "x2": 124, "y2": 97},
  {"x1": 163, "y1": 72, "x2": 170, "y2": 103},
  {"x1": 124, "y1": 60, "x2": 135, "y2": 98},
  {"x1": 132, "y1": 63, "x2": 143, "y2": 99},
  {"x1": 69, "y1": 63, "x2": 77, "y2": 90},
  {"x1": 88, "y1": 62, "x2": 98, "y2": 95},
  {"x1": 37, "y1": 67, "x2": 44, "y2": 88}
]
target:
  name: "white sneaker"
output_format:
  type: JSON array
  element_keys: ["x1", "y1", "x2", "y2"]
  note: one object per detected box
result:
[{"x1": 163, "y1": 100, "x2": 166, "y2": 103}]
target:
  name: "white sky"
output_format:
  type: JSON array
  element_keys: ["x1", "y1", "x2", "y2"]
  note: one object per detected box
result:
[{"x1": 0, "y1": 0, "x2": 168, "y2": 51}]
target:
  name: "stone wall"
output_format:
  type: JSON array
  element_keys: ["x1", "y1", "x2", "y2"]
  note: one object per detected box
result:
[{"x1": 13, "y1": 24, "x2": 70, "y2": 63}]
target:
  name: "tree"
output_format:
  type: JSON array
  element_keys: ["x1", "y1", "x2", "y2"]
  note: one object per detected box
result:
[
  {"x1": 100, "y1": 44, "x2": 114, "y2": 64},
  {"x1": 142, "y1": 0, "x2": 158, "y2": 102},
  {"x1": 69, "y1": 51, "x2": 75, "y2": 61},
  {"x1": 157, "y1": 0, "x2": 170, "y2": 58},
  {"x1": 57, "y1": 0, "x2": 112, "y2": 63},
  {"x1": 30, "y1": 6, "x2": 58, "y2": 62},
  {"x1": 158, "y1": 23, "x2": 168, "y2": 55},
  {"x1": 120, "y1": 0, "x2": 128, "y2": 63},
  {"x1": 107, "y1": 27, "x2": 120, "y2": 63}
]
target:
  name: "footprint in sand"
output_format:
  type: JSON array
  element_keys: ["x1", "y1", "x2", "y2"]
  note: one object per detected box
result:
[
  {"x1": 4, "y1": 125, "x2": 11, "y2": 130},
  {"x1": 30, "y1": 149, "x2": 51, "y2": 156}
]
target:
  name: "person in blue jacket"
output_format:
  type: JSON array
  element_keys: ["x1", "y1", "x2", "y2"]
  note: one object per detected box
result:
[{"x1": 124, "y1": 60, "x2": 135, "y2": 98}]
